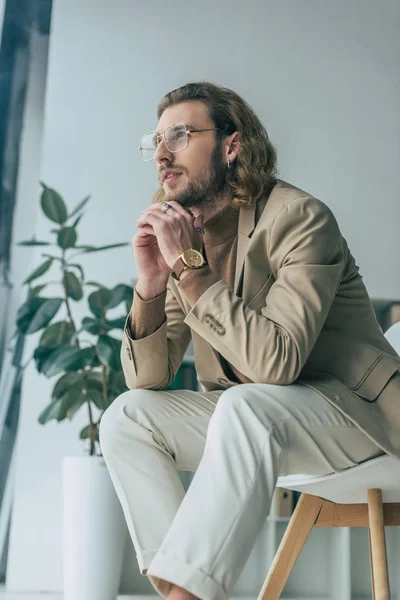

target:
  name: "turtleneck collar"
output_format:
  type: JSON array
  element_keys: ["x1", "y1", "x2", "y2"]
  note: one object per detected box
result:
[{"x1": 202, "y1": 203, "x2": 240, "y2": 247}]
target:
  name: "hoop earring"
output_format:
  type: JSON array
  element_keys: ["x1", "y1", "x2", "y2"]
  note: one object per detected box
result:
[{"x1": 227, "y1": 160, "x2": 231, "y2": 169}]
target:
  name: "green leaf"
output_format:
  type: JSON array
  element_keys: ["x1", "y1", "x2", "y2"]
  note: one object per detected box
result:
[
  {"x1": 22, "y1": 258, "x2": 53, "y2": 285},
  {"x1": 96, "y1": 335, "x2": 121, "y2": 371},
  {"x1": 85, "y1": 281, "x2": 106, "y2": 288},
  {"x1": 107, "y1": 284, "x2": 134, "y2": 310},
  {"x1": 52, "y1": 372, "x2": 82, "y2": 399},
  {"x1": 28, "y1": 284, "x2": 48, "y2": 298},
  {"x1": 86, "y1": 388, "x2": 106, "y2": 410},
  {"x1": 16, "y1": 297, "x2": 63, "y2": 334},
  {"x1": 105, "y1": 316, "x2": 126, "y2": 330},
  {"x1": 39, "y1": 320, "x2": 75, "y2": 347},
  {"x1": 57, "y1": 227, "x2": 77, "y2": 249},
  {"x1": 68, "y1": 195, "x2": 91, "y2": 219},
  {"x1": 71, "y1": 213, "x2": 83, "y2": 228},
  {"x1": 69, "y1": 330, "x2": 83, "y2": 346},
  {"x1": 63, "y1": 271, "x2": 83, "y2": 301},
  {"x1": 88, "y1": 288, "x2": 112, "y2": 318},
  {"x1": 76, "y1": 243, "x2": 128, "y2": 254},
  {"x1": 41, "y1": 187, "x2": 68, "y2": 224},
  {"x1": 17, "y1": 240, "x2": 51, "y2": 246},
  {"x1": 57, "y1": 390, "x2": 85, "y2": 421},
  {"x1": 67, "y1": 263, "x2": 85, "y2": 280},
  {"x1": 38, "y1": 397, "x2": 63, "y2": 424},
  {"x1": 107, "y1": 369, "x2": 127, "y2": 396},
  {"x1": 58, "y1": 383, "x2": 104, "y2": 422},
  {"x1": 39, "y1": 345, "x2": 81, "y2": 377},
  {"x1": 79, "y1": 423, "x2": 99, "y2": 442},
  {"x1": 33, "y1": 346, "x2": 57, "y2": 372},
  {"x1": 40, "y1": 345, "x2": 99, "y2": 377},
  {"x1": 81, "y1": 317, "x2": 107, "y2": 335},
  {"x1": 41, "y1": 253, "x2": 62, "y2": 262}
]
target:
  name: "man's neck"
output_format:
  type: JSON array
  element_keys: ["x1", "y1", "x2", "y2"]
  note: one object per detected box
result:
[{"x1": 191, "y1": 195, "x2": 233, "y2": 227}]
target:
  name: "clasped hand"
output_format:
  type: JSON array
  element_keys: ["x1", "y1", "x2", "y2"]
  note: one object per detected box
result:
[{"x1": 136, "y1": 201, "x2": 204, "y2": 269}]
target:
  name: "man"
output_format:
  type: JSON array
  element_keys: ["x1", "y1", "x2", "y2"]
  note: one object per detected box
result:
[{"x1": 99, "y1": 82, "x2": 400, "y2": 600}]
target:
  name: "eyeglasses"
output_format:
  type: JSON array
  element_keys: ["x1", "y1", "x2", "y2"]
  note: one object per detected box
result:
[{"x1": 138, "y1": 122, "x2": 219, "y2": 161}]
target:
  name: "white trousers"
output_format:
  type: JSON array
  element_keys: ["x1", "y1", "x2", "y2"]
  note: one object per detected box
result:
[{"x1": 99, "y1": 382, "x2": 383, "y2": 600}]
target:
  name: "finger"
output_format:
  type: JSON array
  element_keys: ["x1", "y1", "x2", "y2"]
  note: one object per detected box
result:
[
  {"x1": 141, "y1": 201, "x2": 194, "y2": 225},
  {"x1": 163, "y1": 201, "x2": 195, "y2": 223},
  {"x1": 136, "y1": 211, "x2": 169, "y2": 228},
  {"x1": 136, "y1": 225, "x2": 155, "y2": 236}
]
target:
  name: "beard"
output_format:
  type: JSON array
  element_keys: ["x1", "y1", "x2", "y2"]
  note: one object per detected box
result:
[{"x1": 162, "y1": 142, "x2": 227, "y2": 210}]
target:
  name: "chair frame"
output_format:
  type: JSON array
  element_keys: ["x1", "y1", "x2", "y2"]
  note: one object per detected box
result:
[{"x1": 258, "y1": 488, "x2": 400, "y2": 600}]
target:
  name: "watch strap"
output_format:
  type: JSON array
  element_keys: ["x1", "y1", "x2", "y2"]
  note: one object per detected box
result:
[{"x1": 171, "y1": 256, "x2": 187, "y2": 281}]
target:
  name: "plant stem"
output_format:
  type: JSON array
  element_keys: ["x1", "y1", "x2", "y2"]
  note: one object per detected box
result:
[{"x1": 61, "y1": 251, "x2": 96, "y2": 455}]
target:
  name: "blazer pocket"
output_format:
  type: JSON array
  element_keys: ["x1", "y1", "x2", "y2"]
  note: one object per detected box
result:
[
  {"x1": 246, "y1": 274, "x2": 274, "y2": 312},
  {"x1": 350, "y1": 355, "x2": 400, "y2": 402}
]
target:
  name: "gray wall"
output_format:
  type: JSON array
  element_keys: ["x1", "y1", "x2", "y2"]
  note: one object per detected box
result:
[{"x1": 6, "y1": 0, "x2": 400, "y2": 593}]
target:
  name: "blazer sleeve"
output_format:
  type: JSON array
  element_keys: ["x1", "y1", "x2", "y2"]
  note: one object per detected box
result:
[
  {"x1": 120, "y1": 282, "x2": 191, "y2": 390},
  {"x1": 184, "y1": 196, "x2": 345, "y2": 385}
]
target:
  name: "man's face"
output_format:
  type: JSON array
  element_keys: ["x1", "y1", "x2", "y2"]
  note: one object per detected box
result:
[{"x1": 154, "y1": 101, "x2": 226, "y2": 209}]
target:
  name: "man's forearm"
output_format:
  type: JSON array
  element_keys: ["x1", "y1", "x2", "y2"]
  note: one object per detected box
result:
[
  {"x1": 128, "y1": 281, "x2": 167, "y2": 339},
  {"x1": 177, "y1": 265, "x2": 220, "y2": 305}
]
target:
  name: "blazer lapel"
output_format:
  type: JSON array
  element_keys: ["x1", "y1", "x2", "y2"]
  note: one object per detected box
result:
[
  {"x1": 234, "y1": 191, "x2": 271, "y2": 297},
  {"x1": 234, "y1": 204, "x2": 256, "y2": 295}
]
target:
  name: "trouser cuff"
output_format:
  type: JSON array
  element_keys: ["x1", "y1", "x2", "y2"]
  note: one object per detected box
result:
[{"x1": 146, "y1": 551, "x2": 228, "y2": 600}]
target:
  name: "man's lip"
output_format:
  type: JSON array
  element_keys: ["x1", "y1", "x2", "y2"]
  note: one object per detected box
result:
[{"x1": 161, "y1": 171, "x2": 182, "y2": 182}]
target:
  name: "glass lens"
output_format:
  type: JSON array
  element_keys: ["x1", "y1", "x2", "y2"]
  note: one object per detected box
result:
[
  {"x1": 140, "y1": 131, "x2": 158, "y2": 161},
  {"x1": 165, "y1": 123, "x2": 188, "y2": 152}
]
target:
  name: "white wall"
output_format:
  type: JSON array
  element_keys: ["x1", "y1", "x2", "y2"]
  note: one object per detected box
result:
[{"x1": 6, "y1": 0, "x2": 400, "y2": 594}]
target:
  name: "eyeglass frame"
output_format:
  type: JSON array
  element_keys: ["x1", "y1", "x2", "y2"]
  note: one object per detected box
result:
[{"x1": 138, "y1": 122, "x2": 221, "y2": 161}]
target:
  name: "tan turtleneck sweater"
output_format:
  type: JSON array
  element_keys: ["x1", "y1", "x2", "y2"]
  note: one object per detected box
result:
[{"x1": 127, "y1": 204, "x2": 253, "y2": 385}]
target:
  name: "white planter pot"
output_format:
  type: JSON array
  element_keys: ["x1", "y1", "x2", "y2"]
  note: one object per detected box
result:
[{"x1": 63, "y1": 456, "x2": 127, "y2": 600}]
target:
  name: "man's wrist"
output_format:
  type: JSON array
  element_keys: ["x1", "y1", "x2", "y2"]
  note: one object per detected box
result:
[
  {"x1": 135, "y1": 279, "x2": 168, "y2": 301},
  {"x1": 177, "y1": 264, "x2": 206, "y2": 282},
  {"x1": 177, "y1": 266, "x2": 192, "y2": 281}
]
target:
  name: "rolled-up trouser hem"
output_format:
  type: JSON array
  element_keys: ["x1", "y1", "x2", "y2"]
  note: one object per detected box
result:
[
  {"x1": 138, "y1": 549, "x2": 160, "y2": 573},
  {"x1": 146, "y1": 552, "x2": 228, "y2": 600}
]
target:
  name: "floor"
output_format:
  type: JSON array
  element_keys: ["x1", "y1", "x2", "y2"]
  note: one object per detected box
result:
[
  {"x1": 0, "y1": 584, "x2": 263, "y2": 600},
  {"x1": 0, "y1": 588, "x2": 158, "y2": 600}
]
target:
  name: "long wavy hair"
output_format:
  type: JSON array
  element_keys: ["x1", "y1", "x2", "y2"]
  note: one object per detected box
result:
[{"x1": 153, "y1": 82, "x2": 278, "y2": 208}]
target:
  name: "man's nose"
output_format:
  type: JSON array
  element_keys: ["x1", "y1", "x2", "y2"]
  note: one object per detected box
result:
[{"x1": 154, "y1": 136, "x2": 173, "y2": 164}]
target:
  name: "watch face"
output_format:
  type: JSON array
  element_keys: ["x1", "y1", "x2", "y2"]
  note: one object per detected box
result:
[{"x1": 182, "y1": 249, "x2": 204, "y2": 268}]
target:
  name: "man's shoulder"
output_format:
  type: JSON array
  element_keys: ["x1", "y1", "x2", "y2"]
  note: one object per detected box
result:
[{"x1": 262, "y1": 179, "x2": 323, "y2": 220}]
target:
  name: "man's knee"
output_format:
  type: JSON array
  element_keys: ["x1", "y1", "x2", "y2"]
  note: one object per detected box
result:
[
  {"x1": 99, "y1": 388, "x2": 158, "y2": 451},
  {"x1": 214, "y1": 383, "x2": 288, "y2": 429},
  {"x1": 217, "y1": 383, "x2": 274, "y2": 411}
]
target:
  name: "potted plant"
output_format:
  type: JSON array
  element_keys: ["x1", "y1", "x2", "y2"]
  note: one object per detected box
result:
[{"x1": 14, "y1": 183, "x2": 132, "y2": 600}]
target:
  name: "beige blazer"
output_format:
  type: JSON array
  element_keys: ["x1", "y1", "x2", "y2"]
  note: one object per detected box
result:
[{"x1": 121, "y1": 180, "x2": 400, "y2": 458}]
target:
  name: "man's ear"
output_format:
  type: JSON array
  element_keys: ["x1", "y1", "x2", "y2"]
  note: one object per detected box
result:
[{"x1": 224, "y1": 131, "x2": 241, "y2": 165}]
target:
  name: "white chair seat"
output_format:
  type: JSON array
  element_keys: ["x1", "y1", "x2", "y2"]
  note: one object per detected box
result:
[{"x1": 277, "y1": 454, "x2": 400, "y2": 504}]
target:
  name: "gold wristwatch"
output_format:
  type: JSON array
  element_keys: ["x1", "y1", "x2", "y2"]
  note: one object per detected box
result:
[{"x1": 171, "y1": 248, "x2": 206, "y2": 281}]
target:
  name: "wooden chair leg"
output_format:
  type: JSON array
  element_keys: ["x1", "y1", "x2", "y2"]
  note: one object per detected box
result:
[
  {"x1": 368, "y1": 489, "x2": 391, "y2": 600},
  {"x1": 257, "y1": 494, "x2": 323, "y2": 600},
  {"x1": 368, "y1": 527, "x2": 376, "y2": 600}
]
